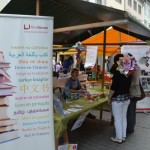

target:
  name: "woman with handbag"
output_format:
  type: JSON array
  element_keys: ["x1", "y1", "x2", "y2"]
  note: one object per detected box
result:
[
  {"x1": 127, "y1": 54, "x2": 145, "y2": 133},
  {"x1": 108, "y1": 54, "x2": 132, "y2": 144}
]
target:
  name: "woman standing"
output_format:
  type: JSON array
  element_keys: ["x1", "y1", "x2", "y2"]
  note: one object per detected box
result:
[
  {"x1": 127, "y1": 54, "x2": 141, "y2": 133},
  {"x1": 108, "y1": 54, "x2": 132, "y2": 143}
]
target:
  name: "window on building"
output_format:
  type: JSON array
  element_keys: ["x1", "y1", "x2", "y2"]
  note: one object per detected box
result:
[
  {"x1": 96, "y1": 0, "x2": 102, "y2": 4},
  {"x1": 138, "y1": 4, "x2": 142, "y2": 15},
  {"x1": 115, "y1": 0, "x2": 122, "y2": 4},
  {"x1": 128, "y1": 0, "x2": 132, "y2": 7},
  {"x1": 149, "y1": 9, "x2": 150, "y2": 17},
  {"x1": 144, "y1": 6, "x2": 147, "y2": 16},
  {"x1": 144, "y1": 20, "x2": 147, "y2": 26},
  {"x1": 133, "y1": 16, "x2": 137, "y2": 20},
  {"x1": 138, "y1": 19, "x2": 142, "y2": 23},
  {"x1": 133, "y1": 1, "x2": 137, "y2": 11},
  {"x1": 149, "y1": 24, "x2": 150, "y2": 29}
]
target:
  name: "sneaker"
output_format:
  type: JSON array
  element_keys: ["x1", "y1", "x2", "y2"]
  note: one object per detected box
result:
[
  {"x1": 111, "y1": 137, "x2": 122, "y2": 144},
  {"x1": 122, "y1": 137, "x2": 126, "y2": 142}
]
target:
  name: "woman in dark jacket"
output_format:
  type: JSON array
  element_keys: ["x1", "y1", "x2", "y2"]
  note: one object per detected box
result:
[{"x1": 108, "y1": 54, "x2": 132, "y2": 144}]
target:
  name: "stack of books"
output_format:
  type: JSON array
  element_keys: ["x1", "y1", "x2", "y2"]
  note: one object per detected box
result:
[{"x1": 0, "y1": 51, "x2": 19, "y2": 144}]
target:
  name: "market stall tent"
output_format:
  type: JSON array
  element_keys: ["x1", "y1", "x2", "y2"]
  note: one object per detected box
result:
[
  {"x1": 2, "y1": 0, "x2": 150, "y2": 89},
  {"x1": 58, "y1": 49, "x2": 77, "y2": 55},
  {"x1": 82, "y1": 27, "x2": 144, "y2": 56}
]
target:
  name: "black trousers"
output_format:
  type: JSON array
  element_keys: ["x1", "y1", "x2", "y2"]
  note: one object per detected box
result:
[{"x1": 127, "y1": 99, "x2": 137, "y2": 132}]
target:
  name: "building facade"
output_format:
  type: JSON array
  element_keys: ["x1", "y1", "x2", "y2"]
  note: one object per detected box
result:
[
  {"x1": 0, "y1": 0, "x2": 10, "y2": 11},
  {"x1": 84, "y1": 0, "x2": 150, "y2": 29},
  {"x1": 1, "y1": 0, "x2": 150, "y2": 29},
  {"x1": 143, "y1": 0, "x2": 150, "y2": 28}
]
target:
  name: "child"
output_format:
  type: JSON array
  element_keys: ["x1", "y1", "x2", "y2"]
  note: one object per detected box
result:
[{"x1": 92, "y1": 65, "x2": 97, "y2": 80}]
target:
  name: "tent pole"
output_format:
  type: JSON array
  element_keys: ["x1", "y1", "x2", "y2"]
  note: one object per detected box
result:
[
  {"x1": 36, "y1": 0, "x2": 40, "y2": 16},
  {"x1": 55, "y1": 51, "x2": 58, "y2": 64},
  {"x1": 101, "y1": 28, "x2": 107, "y2": 90}
]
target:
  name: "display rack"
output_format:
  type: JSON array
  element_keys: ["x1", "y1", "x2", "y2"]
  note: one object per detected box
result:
[{"x1": 136, "y1": 76, "x2": 150, "y2": 112}]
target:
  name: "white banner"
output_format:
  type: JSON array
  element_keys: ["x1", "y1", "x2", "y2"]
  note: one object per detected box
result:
[
  {"x1": 84, "y1": 46, "x2": 98, "y2": 68},
  {"x1": 71, "y1": 110, "x2": 91, "y2": 131},
  {"x1": 121, "y1": 46, "x2": 150, "y2": 111},
  {"x1": 0, "y1": 15, "x2": 55, "y2": 149}
]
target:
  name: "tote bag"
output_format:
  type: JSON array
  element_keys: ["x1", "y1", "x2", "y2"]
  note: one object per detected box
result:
[{"x1": 133, "y1": 82, "x2": 146, "y2": 101}]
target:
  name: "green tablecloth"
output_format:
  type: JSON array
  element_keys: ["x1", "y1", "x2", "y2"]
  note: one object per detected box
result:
[{"x1": 54, "y1": 97, "x2": 108, "y2": 139}]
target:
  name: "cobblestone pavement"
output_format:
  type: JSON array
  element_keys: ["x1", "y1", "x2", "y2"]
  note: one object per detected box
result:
[{"x1": 67, "y1": 111, "x2": 150, "y2": 150}]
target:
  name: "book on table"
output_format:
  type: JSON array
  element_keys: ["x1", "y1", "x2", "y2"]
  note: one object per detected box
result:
[
  {"x1": 0, "y1": 106, "x2": 10, "y2": 119},
  {"x1": 0, "y1": 116, "x2": 19, "y2": 144},
  {"x1": 0, "y1": 124, "x2": 18, "y2": 133},
  {"x1": 0, "y1": 119, "x2": 18, "y2": 127},
  {"x1": 0, "y1": 84, "x2": 15, "y2": 96},
  {"x1": 0, "y1": 51, "x2": 19, "y2": 144},
  {"x1": 0, "y1": 130, "x2": 19, "y2": 144},
  {"x1": 0, "y1": 63, "x2": 10, "y2": 69},
  {"x1": 0, "y1": 115, "x2": 19, "y2": 144},
  {"x1": 0, "y1": 69, "x2": 11, "y2": 83},
  {"x1": 0, "y1": 89, "x2": 13, "y2": 96},
  {"x1": 0, "y1": 51, "x2": 5, "y2": 63},
  {"x1": 0, "y1": 97, "x2": 10, "y2": 106}
]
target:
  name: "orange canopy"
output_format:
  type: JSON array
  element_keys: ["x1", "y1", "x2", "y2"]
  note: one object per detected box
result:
[{"x1": 82, "y1": 27, "x2": 143, "y2": 56}]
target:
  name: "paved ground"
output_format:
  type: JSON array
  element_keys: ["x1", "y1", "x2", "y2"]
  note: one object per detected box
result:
[{"x1": 66, "y1": 111, "x2": 150, "y2": 150}]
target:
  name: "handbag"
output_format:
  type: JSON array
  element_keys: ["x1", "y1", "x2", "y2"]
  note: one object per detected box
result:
[{"x1": 132, "y1": 82, "x2": 145, "y2": 101}]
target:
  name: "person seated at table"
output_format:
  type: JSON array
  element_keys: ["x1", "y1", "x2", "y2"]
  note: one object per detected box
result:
[
  {"x1": 65, "y1": 68, "x2": 96, "y2": 119},
  {"x1": 65, "y1": 68, "x2": 85, "y2": 93}
]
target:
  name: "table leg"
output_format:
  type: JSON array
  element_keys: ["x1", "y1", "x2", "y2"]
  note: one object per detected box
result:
[
  {"x1": 63, "y1": 129, "x2": 69, "y2": 144},
  {"x1": 55, "y1": 138, "x2": 59, "y2": 150},
  {"x1": 100, "y1": 106, "x2": 103, "y2": 120}
]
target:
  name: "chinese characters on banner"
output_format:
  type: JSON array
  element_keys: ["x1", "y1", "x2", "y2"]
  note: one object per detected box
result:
[{"x1": 0, "y1": 15, "x2": 55, "y2": 150}]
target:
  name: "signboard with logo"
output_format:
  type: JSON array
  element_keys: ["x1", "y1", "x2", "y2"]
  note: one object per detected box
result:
[
  {"x1": 0, "y1": 15, "x2": 55, "y2": 149},
  {"x1": 121, "y1": 46, "x2": 150, "y2": 112}
]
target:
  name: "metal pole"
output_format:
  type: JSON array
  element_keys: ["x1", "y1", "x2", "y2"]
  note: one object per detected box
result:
[
  {"x1": 36, "y1": 0, "x2": 40, "y2": 16},
  {"x1": 55, "y1": 51, "x2": 58, "y2": 64},
  {"x1": 101, "y1": 28, "x2": 107, "y2": 90}
]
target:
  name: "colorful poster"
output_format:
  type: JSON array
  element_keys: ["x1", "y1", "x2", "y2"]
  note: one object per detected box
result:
[
  {"x1": 0, "y1": 15, "x2": 55, "y2": 149},
  {"x1": 121, "y1": 46, "x2": 150, "y2": 111},
  {"x1": 84, "y1": 46, "x2": 98, "y2": 68},
  {"x1": 58, "y1": 144, "x2": 78, "y2": 150}
]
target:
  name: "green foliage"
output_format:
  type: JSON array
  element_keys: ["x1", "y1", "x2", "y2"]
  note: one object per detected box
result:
[{"x1": 146, "y1": 40, "x2": 150, "y2": 45}]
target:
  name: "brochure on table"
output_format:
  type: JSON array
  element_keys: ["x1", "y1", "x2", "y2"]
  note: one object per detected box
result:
[
  {"x1": 0, "y1": 15, "x2": 55, "y2": 150},
  {"x1": 71, "y1": 110, "x2": 91, "y2": 131},
  {"x1": 58, "y1": 144, "x2": 78, "y2": 150},
  {"x1": 121, "y1": 46, "x2": 150, "y2": 111}
]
